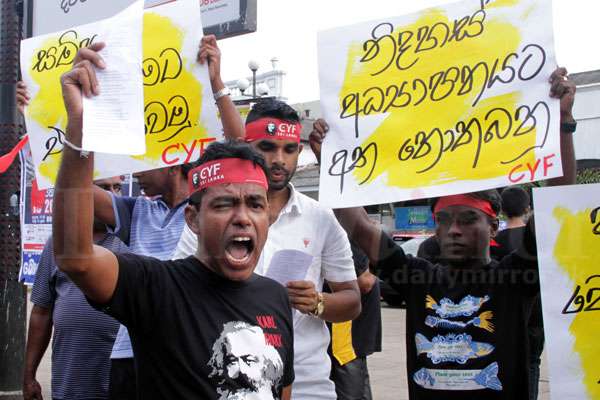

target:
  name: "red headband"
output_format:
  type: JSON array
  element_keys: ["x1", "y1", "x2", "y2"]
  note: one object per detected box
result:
[
  {"x1": 188, "y1": 158, "x2": 268, "y2": 196},
  {"x1": 434, "y1": 194, "x2": 497, "y2": 219},
  {"x1": 245, "y1": 118, "x2": 302, "y2": 143}
]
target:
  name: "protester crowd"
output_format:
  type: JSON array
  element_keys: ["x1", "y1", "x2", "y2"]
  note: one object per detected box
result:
[{"x1": 15, "y1": 31, "x2": 577, "y2": 400}]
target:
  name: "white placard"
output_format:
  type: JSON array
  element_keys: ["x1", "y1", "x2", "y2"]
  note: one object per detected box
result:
[
  {"x1": 533, "y1": 183, "x2": 600, "y2": 400},
  {"x1": 21, "y1": 0, "x2": 222, "y2": 189},
  {"x1": 317, "y1": 0, "x2": 561, "y2": 208}
]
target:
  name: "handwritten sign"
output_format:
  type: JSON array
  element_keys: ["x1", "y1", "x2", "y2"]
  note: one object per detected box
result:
[
  {"x1": 317, "y1": 0, "x2": 561, "y2": 208},
  {"x1": 533, "y1": 183, "x2": 600, "y2": 400},
  {"x1": 21, "y1": 0, "x2": 222, "y2": 189}
]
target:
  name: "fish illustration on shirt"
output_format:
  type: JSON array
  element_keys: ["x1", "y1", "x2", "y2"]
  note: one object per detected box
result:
[
  {"x1": 413, "y1": 362, "x2": 503, "y2": 391},
  {"x1": 415, "y1": 333, "x2": 495, "y2": 364},
  {"x1": 425, "y1": 311, "x2": 495, "y2": 333},
  {"x1": 426, "y1": 295, "x2": 490, "y2": 318}
]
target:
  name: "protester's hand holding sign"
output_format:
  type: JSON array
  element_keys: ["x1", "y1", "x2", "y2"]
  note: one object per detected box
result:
[
  {"x1": 16, "y1": 81, "x2": 30, "y2": 115},
  {"x1": 198, "y1": 34, "x2": 244, "y2": 140},
  {"x1": 308, "y1": 118, "x2": 328, "y2": 164},
  {"x1": 547, "y1": 67, "x2": 577, "y2": 187},
  {"x1": 198, "y1": 34, "x2": 222, "y2": 89},
  {"x1": 550, "y1": 67, "x2": 576, "y2": 120},
  {"x1": 61, "y1": 43, "x2": 106, "y2": 122}
]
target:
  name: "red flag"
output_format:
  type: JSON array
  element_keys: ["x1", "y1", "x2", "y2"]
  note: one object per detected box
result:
[{"x1": 0, "y1": 135, "x2": 29, "y2": 174}]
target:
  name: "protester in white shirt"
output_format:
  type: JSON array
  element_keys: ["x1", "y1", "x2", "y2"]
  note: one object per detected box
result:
[{"x1": 174, "y1": 99, "x2": 361, "y2": 400}]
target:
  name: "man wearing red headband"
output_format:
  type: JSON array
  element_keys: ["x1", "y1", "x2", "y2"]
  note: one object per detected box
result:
[
  {"x1": 174, "y1": 99, "x2": 361, "y2": 400},
  {"x1": 310, "y1": 67, "x2": 577, "y2": 400},
  {"x1": 52, "y1": 45, "x2": 295, "y2": 399}
]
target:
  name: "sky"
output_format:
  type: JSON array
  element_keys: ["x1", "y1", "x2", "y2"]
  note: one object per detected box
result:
[{"x1": 218, "y1": 0, "x2": 600, "y2": 104}]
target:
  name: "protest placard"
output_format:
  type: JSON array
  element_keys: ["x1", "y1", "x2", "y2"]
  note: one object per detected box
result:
[
  {"x1": 317, "y1": 0, "x2": 561, "y2": 207},
  {"x1": 533, "y1": 183, "x2": 600, "y2": 400},
  {"x1": 21, "y1": 0, "x2": 222, "y2": 189}
]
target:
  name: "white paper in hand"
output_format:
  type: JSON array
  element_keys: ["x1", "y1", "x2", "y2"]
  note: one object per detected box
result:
[
  {"x1": 265, "y1": 250, "x2": 313, "y2": 286},
  {"x1": 82, "y1": 0, "x2": 145, "y2": 155}
]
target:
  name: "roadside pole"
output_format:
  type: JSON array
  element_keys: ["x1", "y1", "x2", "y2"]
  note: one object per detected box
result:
[{"x1": 0, "y1": 0, "x2": 26, "y2": 398}]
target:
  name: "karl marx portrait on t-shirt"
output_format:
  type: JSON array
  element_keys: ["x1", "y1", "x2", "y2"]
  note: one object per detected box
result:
[{"x1": 208, "y1": 321, "x2": 284, "y2": 400}]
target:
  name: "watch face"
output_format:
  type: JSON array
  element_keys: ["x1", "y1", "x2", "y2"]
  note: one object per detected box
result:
[{"x1": 317, "y1": 302, "x2": 325, "y2": 315}]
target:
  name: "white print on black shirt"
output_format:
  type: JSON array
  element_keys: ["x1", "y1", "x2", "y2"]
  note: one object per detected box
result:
[
  {"x1": 208, "y1": 321, "x2": 284, "y2": 400},
  {"x1": 414, "y1": 294, "x2": 503, "y2": 391}
]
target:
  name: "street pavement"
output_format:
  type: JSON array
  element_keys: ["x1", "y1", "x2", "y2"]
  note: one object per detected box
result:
[{"x1": 30, "y1": 295, "x2": 550, "y2": 399}]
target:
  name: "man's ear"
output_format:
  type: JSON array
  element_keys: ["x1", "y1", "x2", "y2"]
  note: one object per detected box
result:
[
  {"x1": 298, "y1": 143, "x2": 304, "y2": 153},
  {"x1": 184, "y1": 204, "x2": 201, "y2": 234}
]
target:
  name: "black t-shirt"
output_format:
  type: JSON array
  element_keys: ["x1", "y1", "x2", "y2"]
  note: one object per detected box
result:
[
  {"x1": 376, "y1": 231, "x2": 538, "y2": 400},
  {"x1": 494, "y1": 227, "x2": 544, "y2": 358},
  {"x1": 494, "y1": 226, "x2": 526, "y2": 260},
  {"x1": 95, "y1": 255, "x2": 294, "y2": 399}
]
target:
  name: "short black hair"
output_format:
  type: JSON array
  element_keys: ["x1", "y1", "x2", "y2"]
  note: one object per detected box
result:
[
  {"x1": 188, "y1": 140, "x2": 268, "y2": 206},
  {"x1": 246, "y1": 98, "x2": 300, "y2": 124},
  {"x1": 430, "y1": 189, "x2": 502, "y2": 217},
  {"x1": 501, "y1": 186, "x2": 531, "y2": 218},
  {"x1": 180, "y1": 162, "x2": 194, "y2": 179}
]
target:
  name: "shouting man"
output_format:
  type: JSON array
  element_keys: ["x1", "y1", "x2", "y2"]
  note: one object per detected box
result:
[
  {"x1": 52, "y1": 44, "x2": 294, "y2": 399},
  {"x1": 175, "y1": 99, "x2": 361, "y2": 399}
]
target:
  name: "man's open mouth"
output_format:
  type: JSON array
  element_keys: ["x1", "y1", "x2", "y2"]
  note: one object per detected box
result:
[
  {"x1": 225, "y1": 236, "x2": 255, "y2": 265},
  {"x1": 270, "y1": 168, "x2": 287, "y2": 180}
]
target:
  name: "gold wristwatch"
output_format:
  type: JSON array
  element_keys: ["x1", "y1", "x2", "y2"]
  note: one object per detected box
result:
[{"x1": 311, "y1": 292, "x2": 325, "y2": 318}]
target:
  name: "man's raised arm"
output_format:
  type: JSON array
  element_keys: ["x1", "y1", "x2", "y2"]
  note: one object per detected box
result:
[
  {"x1": 547, "y1": 67, "x2": 577, "y2": 187},
  {"x1": 199, "y1": 35, "x2": 245, "y2": 140},
  {"x1": 53, "y1": 42, "x2": 118, "y2": 304},
  {"x1": 309, "y1": 119, "x2": 382, "y2": 265}
]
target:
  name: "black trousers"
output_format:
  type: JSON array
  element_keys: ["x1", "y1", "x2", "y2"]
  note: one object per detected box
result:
[
  {"x1": 109, "y1": 358, "x2": 137, "y2": 400},
  {"x1": 330, "y1": 356, "x2": 373, "y2": 400}
]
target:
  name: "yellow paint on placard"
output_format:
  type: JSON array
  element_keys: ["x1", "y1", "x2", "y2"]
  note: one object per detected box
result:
[
  {"x1": 553, "y1": 207, "x2": 600, "y2": 399},
  {"x1": 137, "y1": 12, "x2": 207, "y2": 166},
  {"x1": 28, "y1": 39, "x2": 69, "y2": 130},
  {"x1": 339, "y1": 3, "x2": 540, "y2": 189},
  {"x1": 28, "y1": 31, "x2": 105, "y2": 183}
]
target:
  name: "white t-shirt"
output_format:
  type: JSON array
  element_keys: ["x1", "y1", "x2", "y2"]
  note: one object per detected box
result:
[{"x1": 173, "y1": 185, "x2": 356, "y2": 400}]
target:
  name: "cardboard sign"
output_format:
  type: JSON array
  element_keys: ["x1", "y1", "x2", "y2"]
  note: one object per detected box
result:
[
  {"x1": 21, "y1": 0, "x2": 222, "y2": 189},
  {"x1": 533, "y1": 183, "x2": 600, "y2": 400},
  {"x1": 318, "y1": 0, "x2": 561, "y2": 207}
]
